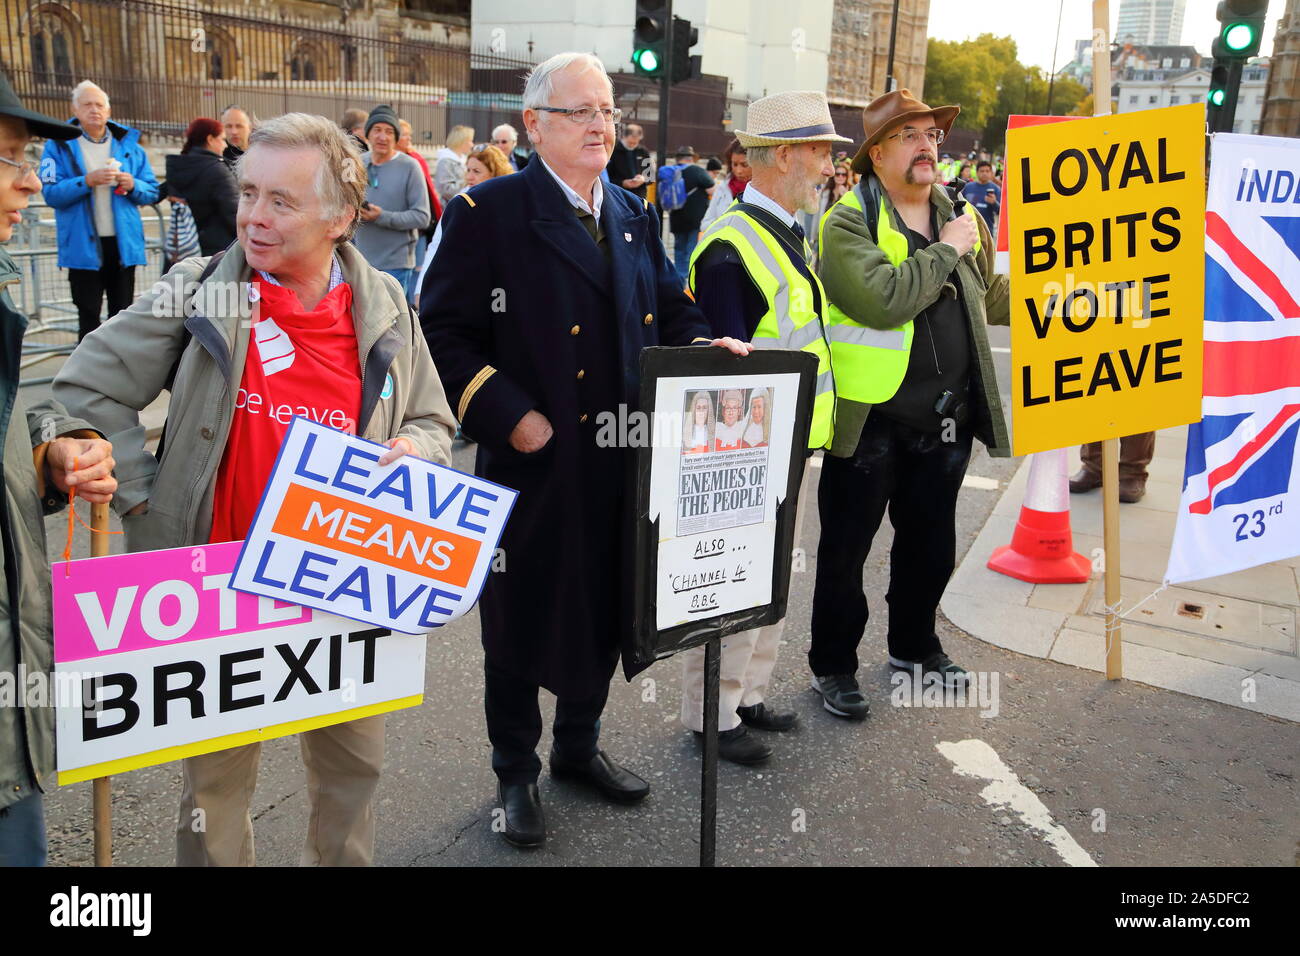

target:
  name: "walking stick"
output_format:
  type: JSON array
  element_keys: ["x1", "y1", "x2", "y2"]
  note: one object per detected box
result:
[{"x1": 90, "y1": 500, "x2": 112, "y2": 866}]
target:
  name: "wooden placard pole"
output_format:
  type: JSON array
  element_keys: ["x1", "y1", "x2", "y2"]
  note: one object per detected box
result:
[
  {"x1": 90, "y1": 500, "x2": 113, "y2": 866},
  {"x1": 1092, "y1": 0, "x2": 1124, "y2": 680}
]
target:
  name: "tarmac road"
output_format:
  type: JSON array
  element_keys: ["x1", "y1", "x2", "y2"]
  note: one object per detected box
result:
[{"x1": 32, "y1": 325, "x2": 1300, "y2": 866}]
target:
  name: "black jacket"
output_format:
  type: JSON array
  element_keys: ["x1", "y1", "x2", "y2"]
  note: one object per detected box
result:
[
  {"x1": 164, "y1": 149, "x2": 238, "y2": 255},
  {"x1": 421, "y1": 158, "x2": 712, "y2": 695}
]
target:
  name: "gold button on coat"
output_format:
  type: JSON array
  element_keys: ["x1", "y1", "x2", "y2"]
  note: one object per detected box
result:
[
  {"x1": 579, "y1": 413, "x2": 588, "y2": 423},
  {"x1": 643, "y1": 313, "x2": 653, "y2": 325},
  {"x1": 576, "y1": 369, "x2": 585, "y2": 380},
  {"x1": 570, "y1": 324, "x2": 580, "y2": 335}
]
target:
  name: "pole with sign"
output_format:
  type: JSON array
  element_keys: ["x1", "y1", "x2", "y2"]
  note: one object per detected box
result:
[{"x1": 1005, "y1": 0, "x2": 1205, "y2": 679}]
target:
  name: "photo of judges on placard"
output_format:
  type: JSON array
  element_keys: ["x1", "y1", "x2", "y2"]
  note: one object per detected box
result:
[
  {"x1": 680, "y1": 387, "x2": 775, "y2": 457},
  {"x1": 676, "y1": 385, "x2": 777, "y2": 537}
]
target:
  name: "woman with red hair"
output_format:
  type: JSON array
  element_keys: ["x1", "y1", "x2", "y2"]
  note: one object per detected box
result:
[{"x1": 164, "y1": 117, "x2": 239, "y2": 255}]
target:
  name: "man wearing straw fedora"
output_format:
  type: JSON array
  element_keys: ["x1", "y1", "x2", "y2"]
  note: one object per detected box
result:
[
  {"x1": 684, "y1": 91, "x2": 846, "y2": 763},
  {"x1": 808, "y1": 89, "x2": 1011, "y2": 719}
]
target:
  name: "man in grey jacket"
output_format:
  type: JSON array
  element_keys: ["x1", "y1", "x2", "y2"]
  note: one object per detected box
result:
[
  {"x1": 56, "y1": 113, "x2": 455, "y2": 866},
  {"x1": 0, "y1": 71, "x2": 117, "y2": 866},
  {"x1": 354, "y1": 105, "x2": 430, "y2": 306}
]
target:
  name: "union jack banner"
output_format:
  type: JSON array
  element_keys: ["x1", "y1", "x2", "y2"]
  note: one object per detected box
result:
[{"x1": 1166, "y1": 134, "x2": 1300, "y2": 583}]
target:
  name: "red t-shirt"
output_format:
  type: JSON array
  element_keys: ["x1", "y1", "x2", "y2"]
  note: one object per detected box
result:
[{"x1": 209, "y1": 277, "x2": 362, "y2": 543}]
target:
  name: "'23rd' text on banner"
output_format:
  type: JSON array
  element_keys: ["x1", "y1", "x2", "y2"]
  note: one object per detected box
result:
[
  {"x1": 1006, "y1": 102, "x2": 1205, "y2": 455},
  {"x1": 230, "y1": 417, "x2": 516, "y2": 634}
]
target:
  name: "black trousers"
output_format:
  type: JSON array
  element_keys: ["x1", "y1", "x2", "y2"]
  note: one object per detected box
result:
[
  {"x1": 809, "y1": 411, "x2": 974, "y2": 676},
  {"x1": 68, "y1": 237, "x2": 135, "y2": 341},
  {"x1": 484, "y1": 663, "x2": 609, "y2": 785}
]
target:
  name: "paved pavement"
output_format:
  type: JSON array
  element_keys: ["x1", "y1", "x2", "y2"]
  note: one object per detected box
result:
[{"x1": 946, "y1": 430, "x2": 1300, "y2": 723}]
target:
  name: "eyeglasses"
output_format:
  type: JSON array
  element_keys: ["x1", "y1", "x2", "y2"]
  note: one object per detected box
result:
[
  {"x1": 834, "y1": 172, "x2": 848, "y2": 178},
  {"x1": 885, "y1": 128, "x2": 945, "y2": 146},
  {"x1": 538, "y1": 106, "x2": 623, "y2": 126},
  {"x1": 0, "y1": 155, "x2": 38, "y2": 179}
]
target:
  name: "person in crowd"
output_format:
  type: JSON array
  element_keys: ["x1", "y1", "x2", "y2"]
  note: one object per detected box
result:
[
  {"x1": 413, "y1": 144, "x2": 513, "y2": 301},
  {"x1": 666, "y1": 145, "x2": 714, "y2": 285},
  {"x1": 353, "y1": 105, "x2": 430, "y2": 305},
  {"x1": 165, "y1": 117, "x2": 238, "y2": 255},
  {"x1": 55, "y1": 112, "x2": 456, "y2": 867},
  {"x1": 699, "y1": 138, "x2": 749, "y2": 234},
  {"x1": 809, "y1": 89, "x2": 1010, "y2": 719},
  {"x1": 220, "y1": 105, "x2": 254, "y2": 169},
  {"x1": 421, "y1": 51, "x2": 750, "y2": 849},
  {"x1": 40, "y1": 80, "x2": 159, "y2": 341},
  {"x1": 960, "y1": 159, "x2": 1001, "y2": 231},
  {"x1": 340, "y1": 108, "x2": 368, "y2": 152},
  {"x1": 0, "y1": 68, "x2": 118, "y2": 869},
  {"x1": 1069, "y1": 433, "x2": 1156, "y2": 503},
  {"x1": 465, "y1": 143, "x2": 513, "y2": 185},
  {"x1": 686, "y1": 89, "x2": 843, "y2": 763},
  {"x1": 705, "y1": 155, "x2": 723, "y2": 179},
  {"x1": 606, "y1": 121, "x2": 651, "y2": 199},
  {"x1": 397, "y1": 119, "x2": 442, "y2": 279},
  {"x1": 492, "y1": 123, "x2": 531, "y2": 171},
  {"x1": 434, "y1": 125, "x2": 474, "y2": 205}
]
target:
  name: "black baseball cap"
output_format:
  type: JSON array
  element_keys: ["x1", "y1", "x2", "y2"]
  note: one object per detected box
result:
[{"x1": 0, "y1": 69, "x2": 79, "y2": 140}]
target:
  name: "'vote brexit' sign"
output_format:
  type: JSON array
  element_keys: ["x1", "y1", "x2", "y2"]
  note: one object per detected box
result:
[
  {"x1": 52, "y1": 541, "x2": 424, "y2": 784},
  {"x1": 230, "y1": 418, "x2": 516, "y2": 634}
]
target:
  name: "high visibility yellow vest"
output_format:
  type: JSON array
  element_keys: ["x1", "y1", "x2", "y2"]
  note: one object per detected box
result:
[
  {"x1": 818, "y1": 183, "x2": 981, "y2": 404},
  {"x1": 688, "y1": 208, "x2": 835, "y2": 450}
]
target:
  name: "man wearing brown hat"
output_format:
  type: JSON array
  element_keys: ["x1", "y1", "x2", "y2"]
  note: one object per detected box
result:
[
  {"x1": 808, "y1": 89, "x2": 1011, "y2": 718},
  {"x1": 684, "y1": 90, "x2": 846, "y2": 763}
]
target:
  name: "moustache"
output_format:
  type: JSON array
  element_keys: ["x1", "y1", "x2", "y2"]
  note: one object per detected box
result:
[{"x1": 912, "y1": 154, "x2": 936, "y2": 166}]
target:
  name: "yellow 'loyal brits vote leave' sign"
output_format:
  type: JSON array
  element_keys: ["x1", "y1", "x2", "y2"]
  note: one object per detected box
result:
[{"x1": 1005, "y1": 103, "x2": 1205, "y2": 456}]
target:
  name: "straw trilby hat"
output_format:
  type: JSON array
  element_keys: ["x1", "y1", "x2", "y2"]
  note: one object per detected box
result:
[
  {"x1": 851, "y1": 88, "x2": 960, "y2": 174},
  {"x1": 734, "y1": 91, "x2": 853, "y2": 148}
]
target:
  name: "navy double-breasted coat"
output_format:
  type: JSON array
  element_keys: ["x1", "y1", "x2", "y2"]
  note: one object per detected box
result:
[{"x1": 420, "y1": 157, "x2": 712, "y2": 697}]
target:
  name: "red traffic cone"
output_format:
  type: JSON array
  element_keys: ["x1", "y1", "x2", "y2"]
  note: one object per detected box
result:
[{"x1": 987, "y1": 448, "x2": 1091, "y2": 584}]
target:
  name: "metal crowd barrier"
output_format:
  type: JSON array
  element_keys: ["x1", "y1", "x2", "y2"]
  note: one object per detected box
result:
[{"x1": 13, "y1": 200, "x2": 168, "y2": 386}]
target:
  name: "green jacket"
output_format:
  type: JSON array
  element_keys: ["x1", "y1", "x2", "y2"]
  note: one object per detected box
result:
[
  {"x1": 817, "y1": 182, "x2": 1011, "y2": 458},
  {"x1": 0, "y1": 249, "x2": 100, "y2": 808},
  {"x1": 54, "y1": 241, "x2": 457, "y2": 553}
]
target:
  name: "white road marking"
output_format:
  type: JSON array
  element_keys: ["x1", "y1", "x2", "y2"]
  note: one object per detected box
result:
[
  {"x1": 936, "y1": 739, "x2": 1098, "y2": 867},
  {"x1": 991, "y1": 346, "x2": 1010, "y2": 353}
]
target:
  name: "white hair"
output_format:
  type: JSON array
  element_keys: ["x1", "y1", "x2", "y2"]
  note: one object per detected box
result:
[
  {"x1": 492, "y1": 123, "x2": 518, "y2": 142},
  {"x1": 745, "y1": 145, "x2": 776, "y2": 167},
  {"x1": 522, "y1": 52, "x2": 613, "y2": 111},
  {"x1": 71, "y1": 80, "x2": 108, "y2": 108}
]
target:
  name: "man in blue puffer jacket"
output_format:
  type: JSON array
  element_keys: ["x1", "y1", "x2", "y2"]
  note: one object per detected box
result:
[{"x1": 39, "y1": 80, "x2": 159, "y2": 340}]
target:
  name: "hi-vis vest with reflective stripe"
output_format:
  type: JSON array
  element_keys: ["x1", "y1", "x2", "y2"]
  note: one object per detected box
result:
[
  {"x1": 688, "y1": 208, "x2": 835, "y2": 450},
  {"x1": 819, "y1": 183, "x2": 981, "y2": 404}
]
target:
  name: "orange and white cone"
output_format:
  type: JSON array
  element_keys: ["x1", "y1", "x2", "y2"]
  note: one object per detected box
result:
[{"x1": 987, "y1": 448, "x2": 1091, "y2": 584}]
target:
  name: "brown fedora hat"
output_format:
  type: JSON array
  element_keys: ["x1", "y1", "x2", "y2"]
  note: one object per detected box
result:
[{"x1": 850, "y1": 89, "x2": 960, "y2": 175}]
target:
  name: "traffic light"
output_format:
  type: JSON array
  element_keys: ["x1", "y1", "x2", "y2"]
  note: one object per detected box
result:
[
  {"x1": 670, "y1": 16, "x2": 701, "y2": 85},
  {"x1": 1208, "y1": 61, "x2": 1229, "y2": 109},
  {"x1": 1212, "y1": 0, "x2": 1267, "y2": 60},
  {"x1": 633, "y1": 1, "x2": 668, "y2": 77}
]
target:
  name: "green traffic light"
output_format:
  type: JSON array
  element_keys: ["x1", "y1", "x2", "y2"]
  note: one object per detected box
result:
[
  {"x1": 635, "y1": 48, "x2": 660, "y2": 72},
  {"x1": 1209, "y1": 88, "x2": 1227, "y2": 107},
  {"x1": 1224, "y1": 23, "x2": 1256, "y2": 52}
]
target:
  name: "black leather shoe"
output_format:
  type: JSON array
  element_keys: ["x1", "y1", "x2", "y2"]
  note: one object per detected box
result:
[
  {"x1": 549, "y1": 750, "x2": 650, "y2": 804},
  {"x1": 737, "y1": 701, "x2": 799, "y2": 732},
  {"x1": 497, "y1": 782, "x2": 545, "y2": 848},
  {"x1": 697, "y1": 725, "x2": 772, "y2": 765}
]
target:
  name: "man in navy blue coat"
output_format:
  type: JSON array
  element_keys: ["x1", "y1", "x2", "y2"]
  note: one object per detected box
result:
[{"x1": 421, "y1": 52, "x2": 750, "y2": 849}]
